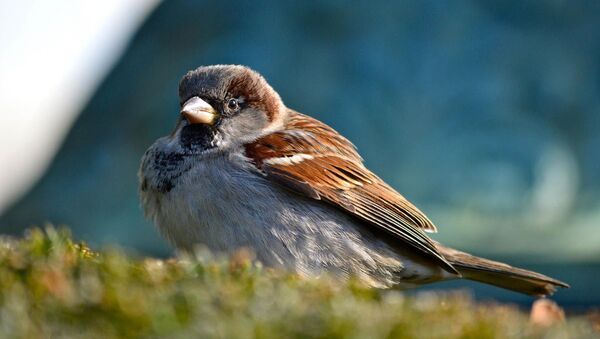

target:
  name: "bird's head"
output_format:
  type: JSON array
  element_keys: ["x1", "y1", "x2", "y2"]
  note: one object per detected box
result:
[{"x1": 174, "y1": 65, "x2": 286, "y2": 154}]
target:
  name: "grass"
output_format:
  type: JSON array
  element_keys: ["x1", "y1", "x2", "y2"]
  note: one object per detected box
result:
[{"x1": 0, "y1": 227, "x2": 597, "y2": 338}]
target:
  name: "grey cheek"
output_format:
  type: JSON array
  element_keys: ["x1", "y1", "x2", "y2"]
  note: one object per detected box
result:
[{"x1": 219, "y1": 108, "x2": 269, "y2": 143}]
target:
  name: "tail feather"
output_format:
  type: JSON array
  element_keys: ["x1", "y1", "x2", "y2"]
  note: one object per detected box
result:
[{"x1": 436, "y1": 244, "x2": 569, "y2": 297}]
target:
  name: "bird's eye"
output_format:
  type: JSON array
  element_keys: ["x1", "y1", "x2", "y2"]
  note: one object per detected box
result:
[{"x1": 227, "y1": 98, "x2": 239, "y2": 110}]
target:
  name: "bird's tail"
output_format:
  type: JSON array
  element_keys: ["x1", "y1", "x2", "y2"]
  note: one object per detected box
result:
[{"x1": 436, "y1": 244, "x2": 569, "y2": 297}]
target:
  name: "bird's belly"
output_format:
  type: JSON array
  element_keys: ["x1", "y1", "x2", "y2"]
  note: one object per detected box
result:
[{"x1": 145, "y1": 155, "x2": 447, "y2": 288}]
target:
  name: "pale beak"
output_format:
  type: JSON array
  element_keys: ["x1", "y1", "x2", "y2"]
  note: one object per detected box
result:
[{"x1": 180, "y1": 96, "x2": 218, "y2": 125}]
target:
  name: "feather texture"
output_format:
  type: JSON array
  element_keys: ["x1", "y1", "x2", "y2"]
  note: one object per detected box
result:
[
  {"x1": 245, "y1": 110, "x2": 456, "y2": 273},
  {"x1": 140, "y1": 65, "x2": 569, "y2": 296}
]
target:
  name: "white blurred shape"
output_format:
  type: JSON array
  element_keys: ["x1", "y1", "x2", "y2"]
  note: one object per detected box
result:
[
  {"x1": 529, "y1": 142, "x2": 579, "y2": 226},
  {"x1": 0, "y1": 0, "x2": 160, "y2": 213}
]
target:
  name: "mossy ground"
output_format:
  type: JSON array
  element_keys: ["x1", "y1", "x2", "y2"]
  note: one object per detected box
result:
[{"x1": 0, "y1": 227, "x2": 597, "y2": 338}]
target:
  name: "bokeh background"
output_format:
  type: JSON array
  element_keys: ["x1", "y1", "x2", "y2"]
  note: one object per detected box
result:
[{"x1": 1, "y1": 1, "x2": 599, "y2": 308}]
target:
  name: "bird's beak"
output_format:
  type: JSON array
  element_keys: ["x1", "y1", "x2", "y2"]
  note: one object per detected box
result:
[{"x1": 180, "y1": 96, "x2": 218, "y2": 125}]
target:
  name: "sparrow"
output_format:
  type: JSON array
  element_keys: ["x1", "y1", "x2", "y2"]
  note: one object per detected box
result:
[{"x1": 139, "y1": 65, "x2": 568, "y2": 296}]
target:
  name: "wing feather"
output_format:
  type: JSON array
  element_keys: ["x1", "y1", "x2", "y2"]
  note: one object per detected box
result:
[{"x1": 244, "y1": 110, "x2": 456, "y2": 273}]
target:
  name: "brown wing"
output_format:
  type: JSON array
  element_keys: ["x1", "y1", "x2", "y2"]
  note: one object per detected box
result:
[{"x1": 244, "y1": 110, "x2": 456, "y2": 273}]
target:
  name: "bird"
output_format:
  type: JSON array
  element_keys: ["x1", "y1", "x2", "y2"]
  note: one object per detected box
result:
[{"x1": 139, "y1": 64, "x2": 568, "y2": 296}]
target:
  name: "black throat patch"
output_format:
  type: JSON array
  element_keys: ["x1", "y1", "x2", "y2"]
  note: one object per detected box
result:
[
  {"x1": 147, "y1": 152, "x2": 189, "y2": 193},
  {"x1": 180, "y1": 124, "x2": 218, "y2": 153}
]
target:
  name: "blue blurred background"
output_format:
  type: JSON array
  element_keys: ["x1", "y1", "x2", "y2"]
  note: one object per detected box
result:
[{"x1": 1, "y1": 0, "x2": 599, "y2": 308}]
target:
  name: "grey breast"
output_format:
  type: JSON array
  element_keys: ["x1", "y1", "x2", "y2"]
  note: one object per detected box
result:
[{"x1": 141, "y1": 145, "x2": 445, "y2": 288}]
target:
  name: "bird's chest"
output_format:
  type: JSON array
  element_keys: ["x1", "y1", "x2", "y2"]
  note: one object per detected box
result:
[{"x1": 148, "y1": 154, "x2": 288, "y2": 253}]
